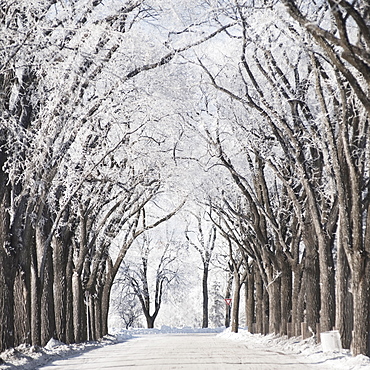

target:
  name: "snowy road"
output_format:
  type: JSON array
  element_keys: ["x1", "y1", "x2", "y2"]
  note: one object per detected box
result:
[{"x1": 38, "y1": 333, "x2": 330, "y2": 370}]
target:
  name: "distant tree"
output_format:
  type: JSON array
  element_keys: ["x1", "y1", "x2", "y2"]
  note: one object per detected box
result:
[
  {"x1": 185, "y1": 209, "x2": 217, "y2": 328},
  {"x1": 209, "y1": 281, "x2": 224, "y2": 328},
  {"x1": 112, "y1": 285, "x2": 143, "y2": 329},
  {"x1": 121, "y1": 234, "x2": 182, "y2": 329}
]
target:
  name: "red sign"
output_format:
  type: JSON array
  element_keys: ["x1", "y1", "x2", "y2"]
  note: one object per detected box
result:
[{"x1": 224, "y1": 298, "x2": 232, "y2": 306}]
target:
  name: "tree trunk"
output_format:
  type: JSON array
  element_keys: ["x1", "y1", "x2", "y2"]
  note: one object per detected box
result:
[
  {"x1": 255, "y1": 268, "x2": 264, "y2": 334},
  {"x1": 65, "y1": 246, "x2": 74, "y2": 344},
  {"x1": 0, "y1": 255, "x2": 15, "y2": 352},
  {"x1": 351, "y1": 256, "x2": 369, "y2": 356},
  {"x1": 224, "y1": 273, "x2": 233, "y2": 328},
  {"x1": 30, "y1": 260, "x2": 41, "y2": 346},
  {"x1": 304, "y1": 242, "x2": 320, "y2": 333},
  {"x1": 268, "y1": 275, "x2": 281, "y2": 334},
  {"x1": 0, "y1": 184, "x2": 16, "y2": 352},
  {"x1": 291, "y1": 265, "x2": 303, "y2": 336},
  {"x1": 13, "y1": 270, "x2": 31, "y2": 346},
  {"x1": 94, "y1": 288, "x2": 103, "y2": 340},
  {"x1": 53, "y1": 238, "x2": 68, "y2": 343},
  {"x1": 263, "y1": 285, "x2": 269, "y2": 335},
  {"x1": 231, "y1": 272, "x2": 241, "y2": 333},
  {"x1": 86, "y1": 292, "x2": 94, "y2": 341},
  {"x1": 202, "y1": 265, "x2": 209, "y2": 328},
  {"x1": 335, "y1": 232, "x2": 353, "y2": 349},
  {"x1": 72, "y1": 272, "x2": 83, "y2": 343},
  {"x1": 280, "y1": 262, "x2": 292, "y2": 336},
  {"x1": 101, "y1": 278, "x2": 113, "y2": 337},
  {"x1": 303, "y1": 217, "x2": 320, "y2": 333},
  {"x1": 40, "y1": 243, "x2": 55, "y2": 346},
  {"x1": 146, "y1": 316, "x2": 155, "y2": 329},
  {"x1": 245, "y1": 268, "x2": 255, "y2": 332}
]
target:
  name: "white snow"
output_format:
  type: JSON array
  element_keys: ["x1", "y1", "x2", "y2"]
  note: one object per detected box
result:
[{"x1": 0, "y1": 327, "x2": 369, "y2": 369}]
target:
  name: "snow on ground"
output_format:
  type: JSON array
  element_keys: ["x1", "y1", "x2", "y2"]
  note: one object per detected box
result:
[
  {"x1": 218, "y1": 329, "x2": 370, "y2": 370},
  {"x1": 0, "y1": 327, "x2": 369, "y2": 369}
]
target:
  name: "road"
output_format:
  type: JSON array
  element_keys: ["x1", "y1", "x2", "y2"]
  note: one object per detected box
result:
[{"x1": 38, "y1": 333, "x2": 329, "y2": 369}]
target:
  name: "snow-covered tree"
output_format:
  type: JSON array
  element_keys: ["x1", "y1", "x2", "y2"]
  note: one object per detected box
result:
[
  {"x1": 185, "y1": 208, "x2": 217, "y2": 328},
  {"x1": 119, "y1": 234, "x2": 184, "y2": 328}
]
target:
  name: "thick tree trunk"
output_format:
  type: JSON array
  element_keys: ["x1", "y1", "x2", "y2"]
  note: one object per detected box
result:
[
  {"x1": 146, "y1": 316, "x2": 155, "y2": 329},
  {"x1": 101, "y1": 279, "x2": 113, "y2": 337},
  {"x1": 302, "y1": 217, "x2": 320, "y2": 333},
  {"x1": 268, "y1": 276, "x2": 281, "y2": 334},
  {"x1": 280, "y1": 263, "x2": 292, "y2": 336},
  {"x1": 263, "y1": 285, "x2": 269, "y2": 335},
  {"x1": 291, "y1": 265, "x2": 303, "y2": 336},
  {"x1": 255, "y1": 269, "x2": 264, "y2": 334},
  {"x1": 335, "y1": 234, "x2": 353, "y2": 349},
  {"x1": 53, "y1": 238, "x2": 68, "y2": 343},
  {"x1": 245, "y1": 268, "x2": 255, "y2": 332},
  {"x1": 40, "y1": 243, "x2": 55, "y2": 346},
  {"x1": 0, "y1": 255, "x2": 15, "y2": 352},
  {"x1": 65, "y1": 246, "x2": 74, "y2": 344},
  {"x1": 72, "y1": 272, "x2": 83, "y2": 343},
  {"x1": 0, "y1": 183, "x2": 15, "y2": 352},
  {"x1": 30, "y1": 261, "x2": 41, "y2": 346},
  {"x1": 304, "y1": 243, "x2": 320, "y2": 333},
  {"x1": 351, "y1": 256, "x2": 369, "y2": 356},
  {"x1": 13, "y1": 271, "x2": 31, "y2": 346},
  {"x1": 86, "y1": 292, "x2": 94, "y2": 341},
  {"x1": 231, "y1": 272, "x2": 241, "y2": 333},
  {"x1": 93, "y1": 288, "x2": 103, "y2": 340}
]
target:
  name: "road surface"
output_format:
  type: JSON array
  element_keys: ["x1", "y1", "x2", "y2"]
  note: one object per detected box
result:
[{"x1": 39, "y1": 333, "x2": 329, "y2": 369}]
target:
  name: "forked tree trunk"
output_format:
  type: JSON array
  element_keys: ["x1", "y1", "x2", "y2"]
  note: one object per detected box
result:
[{"x1": 146, "y1": 316, "x2": 155, "y2": 329}]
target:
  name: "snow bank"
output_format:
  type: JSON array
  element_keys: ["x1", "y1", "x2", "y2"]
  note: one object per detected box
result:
[
  {"x1": 218, "y1": 328, "x2": 370, "y2": 370},
  {"x1": 0, "y1": 335, "x2": 117, "y2": 370}
]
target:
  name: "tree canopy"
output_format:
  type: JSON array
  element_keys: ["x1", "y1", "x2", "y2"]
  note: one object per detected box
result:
[{"x1": 0, "y1": 0, "x2": 369, "y2": 357}]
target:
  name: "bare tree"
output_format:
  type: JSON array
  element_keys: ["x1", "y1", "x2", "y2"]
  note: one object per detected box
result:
[
  {"x1": 121, "y1": 235, "x2": 182, "y2": 329},
  {"x1": 185, "y1": 209, "x2": 217, "y2": 328}
]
